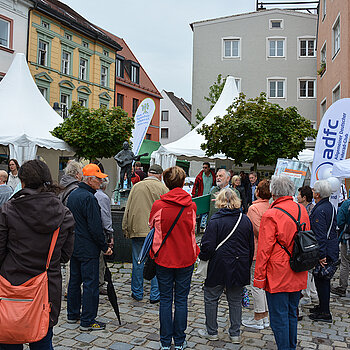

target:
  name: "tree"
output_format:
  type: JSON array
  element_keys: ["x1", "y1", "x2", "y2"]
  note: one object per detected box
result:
[
  {"x1": 191, "y1": 74, "x2": 226, "y2": 128},
  {"x1": 198, "y1": 92, "x2": 317, "y2": 171},
  {"x1": 51, "y1": 102, "x2": 134, "y2": 160}
]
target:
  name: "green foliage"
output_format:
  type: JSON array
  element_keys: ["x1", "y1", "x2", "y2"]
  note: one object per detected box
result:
[
  {"x1": 51, "y1": 102, "x2": 134, "y2": 160},
  {"x1": 191, "y1": 74, "x2": 226, "y2": 128},
  {"x1": 198, "y1": 92, "x2": 317, "y2": 170}
]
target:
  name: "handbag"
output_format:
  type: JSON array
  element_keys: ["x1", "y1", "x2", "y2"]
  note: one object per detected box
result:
[
  {"x1": 143, "y1": 206, "x2": 185, "y2": 281},
  {"x1": 196, "y1": 213, "x2": 242, "y2": 279},
  {"x1": 0, "y1": 227, "x2": 60, "y2": 344}
]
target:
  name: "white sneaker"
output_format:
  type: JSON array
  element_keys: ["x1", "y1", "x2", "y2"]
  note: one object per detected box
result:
[
  {"x1": 197, "y1": 328, "x2": 219, "y2": 340},
  {"x1": 230, "y1": 335, "x2": 241, "y2": 344},
  {"x1": 263, "y1": 317, "x2": 270, "y2": 328},
  {"x1": 242, "y1": 317, "x2": 264, "y2": 330}
]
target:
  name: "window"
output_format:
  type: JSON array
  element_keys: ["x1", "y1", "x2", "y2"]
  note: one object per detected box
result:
[
  {"x1": 235, "y1": 78, "x2": 241, "y2": 93},
  {"x1": 146, "y1": 133, "x2": 151, "y2": 140},
  {"x1": 101, "y1": 66, "x2": 108, "y2": 87},
  {"x1": 161, "y1": 111, "x2": 169, "y2": 121},
  {"x1": 116, "y1": 56, "x2": 124, "y2": 78},
  {"x1": 117, "y1": 93, "x2": 124, "y2": 108},
  {"x1": 100, "y1": 103, "x2": 108, "y2": 108},
  {"x1": 320, "y1": 99, "x2": 327, "y2": 118},
  {"x1": 300, "y1": 39, "x2": 315, "y2": 57},
  {"x1": 0, "y1": 17, "x2": 10, "y2": 48},
  {"x1": 321, "y1": 43, "x2": 326, "y2": 64},
  {"x1": 79, "y1": 98, "x2": 87, "y2": 107},
  {"x1": 322, "y1": 0, "x2": 326, "y2": 19},
  {"x1": 132, "y1": 98, "x2": 139, "y2": 117},
  {"x1": 82, "y1": 41, "x2": 89, "y2": 48},
  {"x1": 131, "y1": 64, "x2": 139, "y2": 84},
  {"x1": 223, "y1": 39, "x2": 240, "y2": 58},
  {"x1": 161, "y1": 128, "x2": 169, "y2": 139},
  {"x1": 270, "y1": 20, "x2": 282, "y2": 29},
  {"x1": 79, "y1": 58, "x2": 87, "y2": 80},
  {"x1": 61, "y1": 51, "x2": 71, "y2": 75},
  {"x1": 38, "y1": 87, "x2": 47, "y2": 99},
  {"x1": 41, "y1": 21, "x2": 50, "y2": 29},
  {"x1": 103, "y1": 50, "x2": 109, "y2": 57},
  {"x1": 269, "y1": 39, "x2": 284, "y2": 57},
  {"x1": 333, "y1": 17, "x2": 340, "y2": 57},
  {"x1": 38, "y1": 40, "x2": 48, "y2": 66},
  {"x1": 60, "y1": 93, "x2": 69, "y2": 118},
  {"x1": 268, "y1": 80, "x2": 285, "y2": 98},
  {"x1": 333, "y1": 84, "x2": 340, "y2": 102},
  {"x1": 299, "y1": 80, "x2": 315, "y2": 98},
  {"x1": 64, "y1": 33, "x2": 72, "y2": 40}
]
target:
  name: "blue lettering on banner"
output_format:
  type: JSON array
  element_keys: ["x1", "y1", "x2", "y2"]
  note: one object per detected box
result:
[{"x1": 334, "y1": 113, "x2": 348, "y2": 160}]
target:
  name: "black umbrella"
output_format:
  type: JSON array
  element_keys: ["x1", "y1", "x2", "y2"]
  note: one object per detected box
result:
[{"x1": 104, "y1": 257, "x2": 121, "y2": 325}]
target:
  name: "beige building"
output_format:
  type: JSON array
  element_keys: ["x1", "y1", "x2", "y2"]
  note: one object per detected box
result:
[{"x1": 316, "y1": 0, "x2": 349, "y2": 125}]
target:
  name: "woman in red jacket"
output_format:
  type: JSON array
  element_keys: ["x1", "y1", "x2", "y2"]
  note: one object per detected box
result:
[
  {"x1": 254, "y1": 175, "x2": 309, "y2": 350},
  {"x1": 149, "y1": 166, "x2": 199, "y2": 350}
]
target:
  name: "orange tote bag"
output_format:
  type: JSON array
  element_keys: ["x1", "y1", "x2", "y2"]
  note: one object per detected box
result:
[{"x1": 0, "y1": 228, "x2": 60, "y2": 344}]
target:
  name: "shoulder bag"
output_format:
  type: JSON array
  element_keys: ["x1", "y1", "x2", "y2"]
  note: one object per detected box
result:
[
  {"x1": 196, "y1": 213, "x2": 242, "y2": 279},
  {"x1": 143, "y1": 206, "x2": 185, "y2": 281},
  {"x1": 0, "y1": 227, "x2": 60, "y2": 344}
]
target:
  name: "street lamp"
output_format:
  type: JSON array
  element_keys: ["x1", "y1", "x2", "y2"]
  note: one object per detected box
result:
[{"x1": 53, "y1": 102, "x2": 68, "y2": 119}]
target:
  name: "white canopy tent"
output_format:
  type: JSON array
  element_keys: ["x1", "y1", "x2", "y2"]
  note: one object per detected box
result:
[
  {"x1": 0, "y1": 53, "x2": 71, "y2": 165},
  {"x1": 151, "y1": 76, "x2": 239, "y2": 168}
]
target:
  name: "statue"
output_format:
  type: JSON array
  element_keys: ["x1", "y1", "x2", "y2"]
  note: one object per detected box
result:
[{"x1": 114, "y1": 141, "x2": 148, "y2": 189}]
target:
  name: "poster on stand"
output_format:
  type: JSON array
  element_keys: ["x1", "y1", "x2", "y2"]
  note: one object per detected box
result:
[{"x1": 274, "y1": 158, "x2": 309, "y2": 197}]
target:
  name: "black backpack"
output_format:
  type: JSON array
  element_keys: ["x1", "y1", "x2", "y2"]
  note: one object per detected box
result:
[{"x1": 274, "y1": 203, "x2": 319, "y2": 273}]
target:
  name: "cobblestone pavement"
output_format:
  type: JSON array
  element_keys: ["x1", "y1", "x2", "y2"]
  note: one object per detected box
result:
[{"x1": 48, "y1": 262, "x2": 350, "y2": 350}]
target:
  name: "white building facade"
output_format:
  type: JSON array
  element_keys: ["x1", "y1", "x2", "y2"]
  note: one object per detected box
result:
[
  {"x1": 0, "y1": 0, "x2": 32, "y2": 79},
  {"x1": 191, "y1": 9, "x2": 317, "y2": 144},
  {"x1": 160, "y1": 90, "x2": 192, "y2": 145}
]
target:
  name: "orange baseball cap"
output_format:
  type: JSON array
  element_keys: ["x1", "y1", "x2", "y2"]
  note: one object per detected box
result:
[{"x1": 83, "y1": 164, "x2": 108, "y2": 178}]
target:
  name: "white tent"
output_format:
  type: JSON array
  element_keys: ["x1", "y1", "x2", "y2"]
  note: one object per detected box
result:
[
  {"x1": 0, "y1": 53, "x2": 71, "y2": 165},
  {"x1": 151, "y1": 76, "x2": 239, "y2": 168}
]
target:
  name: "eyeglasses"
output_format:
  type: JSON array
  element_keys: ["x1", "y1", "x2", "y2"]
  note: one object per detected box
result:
[{"x1": 203, "y1": 166, "x2": 209, "y2": 169}]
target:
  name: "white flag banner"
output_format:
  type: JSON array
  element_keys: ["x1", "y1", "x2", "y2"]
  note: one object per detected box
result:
[
  {"x1": 131, "y1": 98, "x2": 156, "y2": 156},
  {"x1": 311, "y1": 98, "x2": 350, "y2": 187}
]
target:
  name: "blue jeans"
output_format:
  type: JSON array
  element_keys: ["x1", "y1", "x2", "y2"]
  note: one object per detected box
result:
[
  {"x1": 0, "y1": 328, "x2": 53, "y2": 349},
  {"x1": 156, "y1": 264, "x2": 194, "y2": 347},
  {"x1": 131, "y1": 237, "x2": 159, "y2": 301},
  {"x1": 266, "y1": 291, "x2": 301, "y2": 350},
  {"x1": 67, "y1": 256, "x2": 99, "y2": 327}
]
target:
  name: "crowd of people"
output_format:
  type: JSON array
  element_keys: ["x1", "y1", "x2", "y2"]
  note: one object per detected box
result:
[{"x1": 0, "y1": 158, "x2": 348, "y2": 350}]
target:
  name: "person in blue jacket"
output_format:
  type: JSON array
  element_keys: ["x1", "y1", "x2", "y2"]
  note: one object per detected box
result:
[
  {"x1": 198, "y1": 188, "x2": 254, "y2": 344},
  {"x1": 331, "y1": 196, "x2": 350, "y2": 297},
  {"x1": 67, "y1": 164, "x2": 113, "y2": 331},
  {"x1": 309, "y1": 180, "x2": 339, "y2": 323}
]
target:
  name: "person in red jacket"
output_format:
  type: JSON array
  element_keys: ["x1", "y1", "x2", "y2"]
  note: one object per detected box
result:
[
  {"x1": 191, "y1": 162, "x2": 216, "y2": 197},
  {"x1": 149, "y1": 166, "x2": 200, "y2": 350},
  {"x1": 254, "y1": 175, "x2": 309, "y2": 350}
]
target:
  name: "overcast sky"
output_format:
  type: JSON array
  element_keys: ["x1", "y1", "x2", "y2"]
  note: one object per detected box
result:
[{"x1": 63, "y1": 0, "x2": 316, "y2": 103}]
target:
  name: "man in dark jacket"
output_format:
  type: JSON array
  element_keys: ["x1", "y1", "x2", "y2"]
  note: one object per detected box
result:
[
  {"x1": 246, "y1": 172, "x2": 259, "y2": 208},
  {"x1": 59, "y1": 160, "x2": 83, "y2": 206},
  {"x1": 67, "y1": 163, "x2": 113, "y2": 331}
]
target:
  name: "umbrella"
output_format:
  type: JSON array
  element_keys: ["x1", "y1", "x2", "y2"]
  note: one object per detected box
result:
[
  {"x1": 104, "y1": 257, "x2": 121, "y2": 325},
  {"x1": 137, "y1": 228, "x2": 155, "y2": 264}
]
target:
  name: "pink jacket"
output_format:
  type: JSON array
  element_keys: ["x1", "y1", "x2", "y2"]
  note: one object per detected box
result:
[{"x1": 247, "y1": 198, "x2": 271, "y2": 260}]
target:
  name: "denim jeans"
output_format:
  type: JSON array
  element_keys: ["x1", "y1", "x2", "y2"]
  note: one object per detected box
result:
[
  {"x1": 131, "y1": 237, "x2": 160, "y2": 301},
  {"x1": 156, "y1": 264, "x2": 194, "y2": 347},
  {"x1": 67, "y1": 256, "x2": 99, "y2": 327},
  {"x1": 266, "y1": 291, "x2": 301, "y2": 350},
  {"x1": 204, "y1": 285, "x2": 243, "y2": 337},
  {"x1": 314, "y1": 275, "x2": 331, "y2": 314},
  {"x1": 0, "y1": 328, "x2": 53, "y2": 349}
]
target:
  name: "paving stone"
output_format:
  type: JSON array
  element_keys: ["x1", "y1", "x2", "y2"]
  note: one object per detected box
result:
[{"x1": 74, "y1": 333, "x2": 97, "y2": 343}]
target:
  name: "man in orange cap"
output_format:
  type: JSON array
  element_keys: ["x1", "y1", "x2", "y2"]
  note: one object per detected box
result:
[{"x1": 67, "y1": 163, "x2": 113, "y2": 331}]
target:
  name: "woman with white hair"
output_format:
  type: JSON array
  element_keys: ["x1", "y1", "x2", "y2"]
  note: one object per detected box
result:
[
  {"x1": 254, "y1": 175, "x2": 310, "y2": 350},
  {"x1": 309, "y1": 180, "x2": 338, "y2": 323},
  {"x1": 198, "y1": 188, "x2": 254, "y2": 344}
]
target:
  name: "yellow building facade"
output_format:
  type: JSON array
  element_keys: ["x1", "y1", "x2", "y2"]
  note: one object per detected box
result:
[{"x1": 27, "y1": 6, "x2": 121, "y2": 115}]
